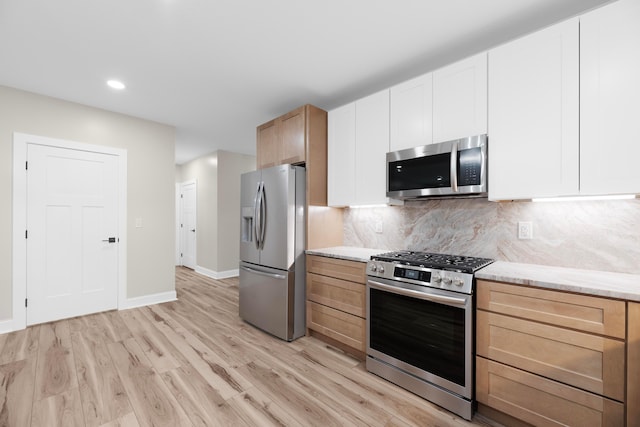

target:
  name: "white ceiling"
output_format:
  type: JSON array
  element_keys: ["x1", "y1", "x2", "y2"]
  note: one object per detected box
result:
[{"x1": 0, "y1": 0, "x2": 613, "y2": 164}]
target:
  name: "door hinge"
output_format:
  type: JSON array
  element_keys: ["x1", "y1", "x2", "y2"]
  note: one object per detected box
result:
[
  {"x1": 25, "y1": 230, "x2": 28, "y2": 239},
  {"x1": 181, "y1": 223, "x2": 183, "y2": 228},
  {"x1": 180, "y1": 253, "x2": 183, "y2": 257},
  {"x1": 181, "y1": 194, "x2": 183, "y2": 198},
  {"x1": 25, "y1": 161, "x2": 28, "y2": 170},
  {"x1": 25, "y1": 298, "x2": 28, "y2": 307}
]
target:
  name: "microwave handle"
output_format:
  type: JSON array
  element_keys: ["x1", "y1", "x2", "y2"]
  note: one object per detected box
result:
[{"x1": 450, "y1": 141, "x2": 458, "y2": 192}]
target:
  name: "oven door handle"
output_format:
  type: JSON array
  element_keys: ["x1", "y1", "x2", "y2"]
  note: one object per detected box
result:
[{"x1": 368, "y1": 280, "x2": 468, "y2": 308}]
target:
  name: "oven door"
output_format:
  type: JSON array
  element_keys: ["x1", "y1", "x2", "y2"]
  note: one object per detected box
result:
[{"x1": 366, "y1": 277, "x2": 473, "y2": 399}]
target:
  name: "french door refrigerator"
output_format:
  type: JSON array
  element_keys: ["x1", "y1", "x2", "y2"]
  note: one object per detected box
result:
[{"x1": 239, "y1": 164, "x2": 306, "y2": 341}]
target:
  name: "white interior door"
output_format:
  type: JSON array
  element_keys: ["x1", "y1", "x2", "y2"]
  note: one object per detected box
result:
[
  {"x1": 26, "y1": 143, "x2": 119, "y2": 325},
  {"x1": 179, "y1": 181, "x2": 197, "y2": 269}
]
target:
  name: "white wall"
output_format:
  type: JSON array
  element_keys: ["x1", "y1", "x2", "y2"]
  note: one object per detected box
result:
[{"x1": 0, "y1": 85, "x2": 176, "y2": 322}]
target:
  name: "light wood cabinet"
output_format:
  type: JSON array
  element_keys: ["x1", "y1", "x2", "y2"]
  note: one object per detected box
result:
[
  {"x1": 488, "y1": 18, "x2": 579, "y2": 200},
  {"x1": 628, "y1": 302, "x2": 640, "y2": 427},
  {"x1": 477, "y1": 357, "x2": 624, "y2": 427},
  {"x1": 306, "y1": 255, "x2": 366, "y2": 358},
  {"x1": 256, "y1": 104, "x2": 343, "y2": 250},
  {"x1": 256, "y1": 105, "x2": 327, "y2": 185},
  {"x1": 433, "y1": 52, "x2": 487, "y2": 143},
  {"x1": 476, "y1": 280, "x2": 625, "y2": 338},
  {"x1": 390, "y1": 72, "x2": 433, "y2": 151},
  {"x1": 279, "y1": 106, "x2": 306, "y2": 165},
  {"x1": 477, "y1": 310, "x2": 624, "y2": 401},
  {"x1": 307, "y1": 254, "x2": 366, "y2": 283},
  {"x1": 580, "y1": 0, "x2": 640, "y2": 196},
  {"x1": 256, "y1": 119, "x2": 280, "y2": 169},
  {"x1": 476, "y1": 280, "x2": 626, "y2": 424},
  {"x1": 328, "y1": 90, "x2": 400, "y2": 207}
]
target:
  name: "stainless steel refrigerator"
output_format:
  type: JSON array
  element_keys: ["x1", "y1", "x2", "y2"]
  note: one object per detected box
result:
[{"x1": 239, "y1": 164, "x2": 306, "y2": 341}]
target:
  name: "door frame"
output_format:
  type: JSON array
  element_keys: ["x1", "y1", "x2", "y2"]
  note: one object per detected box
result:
[
  {"x1": 177, "y1": 180, "x2": 197, "y2": 268},
  {"x1": 12, "y1": 132, "x2": 127, "y2": 331}
]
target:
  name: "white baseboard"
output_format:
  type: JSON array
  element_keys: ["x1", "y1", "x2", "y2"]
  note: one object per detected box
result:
[
  {"x1": 0, "y1": 319, "x2": 15, "y2": 335},
  {"x1": 195, "y1": 266, "x2": 239, "y2": 280},
  {"x1": 119, "y1": 291, "x2": 177, "y2": 310},
  {"x1": 1, "y1": 291, "x2": 178, "y2": 334}
]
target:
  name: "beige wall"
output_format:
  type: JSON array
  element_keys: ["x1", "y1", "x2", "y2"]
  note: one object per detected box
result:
[
  {"x1": 177, "y1": 150, "x2": 255, "y2": 273},
  {"x1": 0, "y1": 85, "x2": 176, "y2": 321},
  {"x1": 178, "y1": 152, "x2": 219, "y2": 271},
  {"x1": 217, "y1": 150, "x2": 256, "y2": 271}
]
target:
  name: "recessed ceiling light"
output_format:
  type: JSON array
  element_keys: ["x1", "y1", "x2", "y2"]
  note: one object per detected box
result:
[{"x1": 107, "y1": 79, "x2": 126, "y2": 90}]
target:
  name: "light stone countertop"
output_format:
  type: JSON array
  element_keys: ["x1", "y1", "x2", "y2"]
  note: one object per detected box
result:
[
  {"x1": 477, "y1": 261, "x2": 640, "y2": 302},
  {"x1": 306, "y1": 246, "x2": 387, "y2": 263},
  {"x1": 306, "y1": 247, "x2": 640, "y2": 302}
]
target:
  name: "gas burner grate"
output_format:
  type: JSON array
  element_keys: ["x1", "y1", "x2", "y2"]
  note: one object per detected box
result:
[{"x1": 371, "y1": 251, "x2": 494, "y2": 273}]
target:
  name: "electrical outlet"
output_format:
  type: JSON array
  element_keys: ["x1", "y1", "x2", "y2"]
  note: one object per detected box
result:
[
  {"x1": 518, "y1": 221, "x2": 533, "y2": 240},
  {"x1": 374, "y1": 220, "x2": 383, "y2": 234}
]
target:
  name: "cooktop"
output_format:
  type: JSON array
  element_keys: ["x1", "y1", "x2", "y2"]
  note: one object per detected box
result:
[{"x1": 370, "y1": 250, "x2": 494, "y2": 274}]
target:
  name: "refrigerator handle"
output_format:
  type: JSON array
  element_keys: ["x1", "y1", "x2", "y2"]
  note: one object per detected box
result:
[
  {"x1": 254, "y1": 182, "x2": 262, "y2": 250},
  {"x1": 240, "y1": 265, "x2": 286, "y2": 280},
  {"x1": 259, "y1": 182, "x2": 267, "y2": 249}
]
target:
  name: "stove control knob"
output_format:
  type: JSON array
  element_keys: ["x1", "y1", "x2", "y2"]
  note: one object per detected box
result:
[
  {"x1": 442, "y1": 276, "x2": 452, "y2": 285},
  {"x1": 432, "y1": 274, "x2": 442, "y2": 283},
  {"x1": 369, "y1": 264, "x2": 377, "y2": 272},
  {"x1": 378, "y1": 265, "x2": 385, "y2": 274},
  {"x1": 453, "y1": 278, "x2": 464, "y2": 287}
]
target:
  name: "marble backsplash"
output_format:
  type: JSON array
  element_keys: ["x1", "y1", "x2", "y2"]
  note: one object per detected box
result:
[{"x1": 343, "y1": 198, "x2": 640, "y2": 275}]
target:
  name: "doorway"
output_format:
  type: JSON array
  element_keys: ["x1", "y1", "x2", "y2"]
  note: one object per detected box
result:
[
  {"x1": 12, "y1": 133, "x2": 127, "y2": 329},
  {"x1": 178, "y1": 180, "x2": 197, "y2": 269}
]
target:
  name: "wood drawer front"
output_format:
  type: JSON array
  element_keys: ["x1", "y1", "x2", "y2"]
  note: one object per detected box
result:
[
  {"x1": 307, "y1": 272, "x2": 365, "y2": 317},
  {"x1": 477, "y1": 310, "x2": 625, "y2": 401},
  {"x1": 477, "y1": 357, "x2": 624, "y2": 427},
  {"x1": 307, "y1": 255, "x2": 366, "y2": 284},
  {"x1": 477, "y1": 280, "x2": 625, "y2": 339},
  {"x1": 628, "y1": 302, "x2": 640, "y2": 427},
  {"x1": 307, "y1": 301, "x2": 365, "y2": 351}
]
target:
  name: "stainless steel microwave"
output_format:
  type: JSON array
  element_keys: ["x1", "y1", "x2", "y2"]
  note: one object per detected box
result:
[{"x1": 386, "y1": 134, "x2": 487, "y2": 199}]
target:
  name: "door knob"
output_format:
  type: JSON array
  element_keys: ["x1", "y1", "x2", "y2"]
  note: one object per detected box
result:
[
  {"x1": 190, "y1": 229, "x2": 196, "y2": 232},
  {"x1": 102, "y1": 237, "x2": 117, "y2": 243}
]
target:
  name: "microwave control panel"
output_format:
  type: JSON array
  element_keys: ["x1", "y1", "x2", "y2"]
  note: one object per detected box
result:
[{"x1": 458, "y1": 148, "x2": 482, "y2": 186}]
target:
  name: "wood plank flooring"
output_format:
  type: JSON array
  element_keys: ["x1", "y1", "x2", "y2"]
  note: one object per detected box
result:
[{"x1": 0, "y1": 267, "x2": 498, "y2": 427}]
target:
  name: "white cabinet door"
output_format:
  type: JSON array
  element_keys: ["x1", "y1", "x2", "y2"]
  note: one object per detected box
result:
[
  {"x1": 433, "y1": 53, "x2": 487, "y2": 143},
  {"x1": 488, "y1": 18, "x2": 579, "y2": 200},
  {"x1": 580, "y1": 0, "x2": 640, "y2": 196},
  {"x1": 327, "y1": 103, "x2": 356, "y2": 207},
  {"x1": 328, "y1": 91, "x2": 398, "y2": 207},
  {"x1": 355, "y1": 90, "x2": 391, "y2": 205},
  {"x1": 390, "y1": 72, "x2": 433, "y2": 151}
]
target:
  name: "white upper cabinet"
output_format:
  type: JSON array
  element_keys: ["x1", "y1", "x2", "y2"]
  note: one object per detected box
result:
[
  {"x1": 390, "y1": 72, "x2": 433, "y2": 151},
  {"x1": 433, "y1": 53, "x2": 488, "y2": 143},
  {"x1": 580, "y1": 0, "x2": 640, "y2": 196},
  {"x1": 328, "y1": 90, "x2": 400, "y2": 207},
  {"x1": 354, "y1": 90, "x2": 392, "y2": 205},
  {"x1": 327, "y1": 103, "x2": 356, "y2": 207},
  {"x1": 488, "y1": 18, "x2": 579, "y2": 200}
]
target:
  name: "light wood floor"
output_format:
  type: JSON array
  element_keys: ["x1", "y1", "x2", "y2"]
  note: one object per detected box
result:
[{"x1": 0, "y1": 267, "x2": 496, "y2": 427}]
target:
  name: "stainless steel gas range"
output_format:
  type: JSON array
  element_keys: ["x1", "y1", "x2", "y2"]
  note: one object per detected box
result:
[{"x1": 366, "y1": 251, "x2": 494, "y2": 421}]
